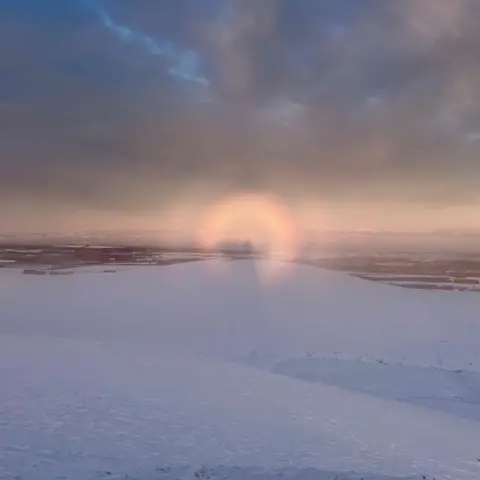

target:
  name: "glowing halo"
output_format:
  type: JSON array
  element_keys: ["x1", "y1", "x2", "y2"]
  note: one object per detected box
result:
[{"x1": 197, "y1": 192, "x2": 300, "y2": 283}]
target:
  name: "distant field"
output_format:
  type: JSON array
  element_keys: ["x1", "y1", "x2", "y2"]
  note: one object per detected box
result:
[
  {"x1": 299, "y1": 255, "x2": 480, "y2": 292},
  {"x1": 3, "y1": 243, "x2": 480, "y2": 292}
]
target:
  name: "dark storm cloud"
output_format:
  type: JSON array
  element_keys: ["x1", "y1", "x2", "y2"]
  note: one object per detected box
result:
[{"x1": 1, "y1": 0, "x2": 480, "y2": 214}]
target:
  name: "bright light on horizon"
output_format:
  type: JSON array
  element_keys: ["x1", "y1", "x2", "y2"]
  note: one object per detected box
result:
[{"x1": 198, "y1": 192, "x2": 299, "y2": 255}]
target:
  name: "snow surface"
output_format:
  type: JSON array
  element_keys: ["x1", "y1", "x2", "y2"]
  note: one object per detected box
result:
[
  {"x1": 264, "y1": 357, "x2": 480, "y2": 422},
  {"x1": 1, "y1": 259, "x2": 480, "y2": 480}
]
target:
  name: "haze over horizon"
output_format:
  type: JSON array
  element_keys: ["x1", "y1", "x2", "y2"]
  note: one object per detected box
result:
[{"x1": 2, "y1": 0, "x2": 480, "y2": 234}]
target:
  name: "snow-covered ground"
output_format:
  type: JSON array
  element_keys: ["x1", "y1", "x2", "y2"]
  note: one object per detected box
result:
[
  {"x1": 1, "y1": 259, "x2": 480, "y2": 479},
  {"x1": 254, "y1": 357, "x2": 480, "y2": 422}
]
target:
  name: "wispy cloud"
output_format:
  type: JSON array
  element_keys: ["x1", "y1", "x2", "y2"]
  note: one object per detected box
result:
[{"x1": 84, "y1": 0, "x2": 210, "y2": 90}]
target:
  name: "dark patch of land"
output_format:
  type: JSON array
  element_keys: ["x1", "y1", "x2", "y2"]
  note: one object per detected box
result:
[
  {"x1": 299, "y1": 255, "x2": 480, "y2": 292},
  {"x1": 0, "y1": 243, "x2": 258, "y2": 271}
]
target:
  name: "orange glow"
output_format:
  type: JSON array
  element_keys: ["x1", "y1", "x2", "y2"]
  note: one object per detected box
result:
[
  {"x1": 197, "y1": 192, "x2": 300, "y2": 284},
  {"x1": 198, "y1": 192, "x2": 299, "y2": 260}
]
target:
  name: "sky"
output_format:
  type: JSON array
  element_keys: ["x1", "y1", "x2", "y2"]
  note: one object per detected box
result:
[{"x1": 2, "y1": 0, "x2": 480, "y2": 234}]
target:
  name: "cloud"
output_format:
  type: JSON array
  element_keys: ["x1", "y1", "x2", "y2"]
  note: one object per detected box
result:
[
  {"x1": 2, "y1": 0, "x2": 480, "y2": 233},
  {"x1": 84, "y1": 0, "x2": 210, "y2": 91},
  {"x1": 400, "y1": 0, "x2": 467, "y2": 49}
]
